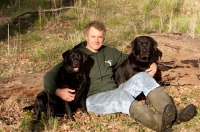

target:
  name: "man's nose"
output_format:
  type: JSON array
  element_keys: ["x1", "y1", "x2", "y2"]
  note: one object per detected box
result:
[{"x1": 94, "y1": 37, "x2": 98, "y2": 41}]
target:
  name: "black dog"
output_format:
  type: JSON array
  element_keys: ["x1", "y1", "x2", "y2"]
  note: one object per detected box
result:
[
  {"x1": 115, "y1": 36, "x2": 158, "y2": 86},
  {"x1": 34, "y1": 49, "x2": 88, "y2": 121}
]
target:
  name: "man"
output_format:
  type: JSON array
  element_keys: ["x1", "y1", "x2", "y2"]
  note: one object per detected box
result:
[{"x1": 44, "y1": 21, "x2": 197, "y2": 132}]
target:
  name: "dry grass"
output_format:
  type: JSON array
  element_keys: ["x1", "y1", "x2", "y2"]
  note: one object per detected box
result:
[{"x1": 0, "y1": 85, "x2": 199, "y2": 132}]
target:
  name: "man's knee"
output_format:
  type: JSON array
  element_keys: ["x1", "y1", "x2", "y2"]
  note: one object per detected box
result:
[
  {"x1": 135, "y1": 72, "x2": 150, "y2": 78},
  {"x1": 118, "y1": 90, "x2": 134, "y2": 101}
]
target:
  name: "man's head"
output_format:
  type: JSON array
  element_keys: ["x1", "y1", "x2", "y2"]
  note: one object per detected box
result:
[{"x1": 84, "y1": 21, "x2": 106, "y2": 52}]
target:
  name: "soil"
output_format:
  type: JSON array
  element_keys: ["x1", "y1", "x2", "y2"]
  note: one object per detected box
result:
[{"x1": 150, "y1": 33, "x2": 200, "y2": 86}]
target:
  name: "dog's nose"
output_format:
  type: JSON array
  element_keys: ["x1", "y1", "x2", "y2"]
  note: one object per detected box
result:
[
  {"x1": 143, "y1": 49, "x2": 147, "y2": 52},
  {"x1": 73, "y1": 61, "x2": 79, "y2": 67}
]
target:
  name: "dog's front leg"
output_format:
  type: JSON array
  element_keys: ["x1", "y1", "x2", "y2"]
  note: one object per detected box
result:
[
  {"x1": 64, "y1": 102, "x2": 75, "y2": 121},
  {"x1": 80, "y1": 94, "x2": 88, "y2": 114},
  {"x1": 34, "y1": 91, "x2": 48, "y2": 120}
]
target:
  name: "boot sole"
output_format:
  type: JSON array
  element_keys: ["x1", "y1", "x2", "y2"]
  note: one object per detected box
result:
[
  {"x1": 160, "y1": 104, "x2": 176, "y2": 132},
  {"x1": 176, "y1": 104, "x2": 197, "y2": 124}
]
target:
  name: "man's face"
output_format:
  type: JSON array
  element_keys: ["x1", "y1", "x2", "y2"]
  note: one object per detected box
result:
[{"x1": 85, "y1": 27, "x2": 105, "y2": 52}]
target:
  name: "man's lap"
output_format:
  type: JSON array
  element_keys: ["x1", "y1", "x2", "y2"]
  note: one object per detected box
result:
[{"x1": 86, "y1": 72, "x2": 160, "y2": 115}]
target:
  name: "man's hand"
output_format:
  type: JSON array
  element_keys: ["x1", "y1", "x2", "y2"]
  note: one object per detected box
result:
[
  {"x1": 55, "y1": 88, "x2": 75, "y2": 102},
  {"x1": 146, "y1": 63, "x2": 157, "y2": 77}
]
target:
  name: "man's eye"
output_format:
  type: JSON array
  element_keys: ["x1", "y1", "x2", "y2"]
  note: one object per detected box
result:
[{"x1": 99, "y1": 36, "x2": 104, "y2": 39}]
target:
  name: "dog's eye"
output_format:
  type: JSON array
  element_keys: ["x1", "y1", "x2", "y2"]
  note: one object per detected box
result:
[
  {"x1": 138, "y1": 43, "x2": 143, "y2": 47},
  {"x1": 70, "y1": 53, "x2": 81, "y2": 59},
  {"x1": 71, "y1": 54, "x2": 75, "y2": 58},
  {"x1": 70, "y1": 54, "x2": 76, "y2": 60},
  {"x1": 76, "y1": 54, "x2": 81, "y2": 59},
  {"x1": 140, "y1": 42, "x2": 150, "y2": 47}
]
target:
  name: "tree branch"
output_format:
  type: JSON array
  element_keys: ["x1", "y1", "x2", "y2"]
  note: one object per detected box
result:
[{"x1": 15, "y1": 6, "x2": 95, "y2": 19}]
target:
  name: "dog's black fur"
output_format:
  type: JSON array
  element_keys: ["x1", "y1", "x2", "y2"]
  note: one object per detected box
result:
[
  {"x1": 115, "y1": 36, "x2": 158, "y2": 86},
  {"x1": 34, "y1": 49, "x2": 88, "y2": 121}
]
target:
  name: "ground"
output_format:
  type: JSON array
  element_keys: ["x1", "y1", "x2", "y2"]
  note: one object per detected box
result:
[{"x1": 0, "y1": 33, "x2": 200, "y2": 131}]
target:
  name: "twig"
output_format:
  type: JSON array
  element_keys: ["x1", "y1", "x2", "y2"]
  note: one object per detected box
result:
[
  {"x1": 15, "y1": 6, "x2": 95, "y2": 19},
  {"x1": 7, "y1": 24, "x2": 10, "y2": 55},
  {"x1": 15, "y1": 11, "x2": 38, "y2": 19},
  {"x1": 164, "y1": 43, "x2": 180, "y2": 51},
  {"x1": 42, "y1": 6, "x2": 95, "y2": 12}
]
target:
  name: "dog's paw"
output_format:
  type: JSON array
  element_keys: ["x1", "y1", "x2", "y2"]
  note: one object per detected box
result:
[
  {"x1": 82, "y1": 109, "x2": 88, "y2": 114},
  {"x1": 67, "y1": 115, "x2": 75, "y2": 121},
  {"x1": 23, "y1": 105, "x2": 34, "y2": 111}
]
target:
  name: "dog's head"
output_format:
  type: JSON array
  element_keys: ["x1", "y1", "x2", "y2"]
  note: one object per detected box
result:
[
  {"x1": 62, "y1": 49, "x2": 88, "y2": 73},
  {"x1": 131, "y1": 36, "x2": 157, "y2": 63}
]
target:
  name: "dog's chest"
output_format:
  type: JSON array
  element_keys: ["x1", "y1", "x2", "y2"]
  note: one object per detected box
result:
[{"x1": 64, "y1": 73, "x2": 83, "y2": 88}]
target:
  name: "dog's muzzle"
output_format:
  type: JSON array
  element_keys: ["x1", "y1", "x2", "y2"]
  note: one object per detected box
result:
[
  {"x1": 73, "y1": 60, "x2": 80, "y2": 72},
  {"x1": 140, "y1": 50, "x2": 149, "y2": 62},
  {"x1": 141, "y1": 56, "x2": 148, "y2": 61},
  {"x1": 140, "y1": 56, "x2": 149, "y2": 62}
]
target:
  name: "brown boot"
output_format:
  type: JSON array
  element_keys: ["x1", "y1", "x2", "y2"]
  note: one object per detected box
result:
[
  {"x1": 174, "y1": 104, "x2": 197, "y2": 124},
  {"x1": 129, "y1": 100, "x2": 176, "y2": 132},
  {"x1": 147, "y1": 86, "x2": 174, "y2": 113}
]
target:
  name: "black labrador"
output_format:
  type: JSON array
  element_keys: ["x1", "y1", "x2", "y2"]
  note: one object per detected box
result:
[
  {"x1": 114, "y1": 36, "x2": 159, "y2": 102},
  {"x1": 34, "y1": 49, "x2": 88, "y2": 121},
  {"x1": 115, "y1": 36, "x2": 158, "y2": 86}
]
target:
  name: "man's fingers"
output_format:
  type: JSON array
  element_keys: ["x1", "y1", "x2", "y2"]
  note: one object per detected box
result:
[
  {"x1": 68, "y1": 89, "x2": 75, "y2": 92},
  {"x1": 146, "y1": 69, "x2": 151, "y2": 72},
  {"x1": 55, "y1": 88, "x2": 76, "y2": 101},
  {"x1": 146, "y1": 70, "x2": 155, "y2": 77},
  {"x1": 68, "y1": 89, "x2": 75, "y2": 94},
  {"x1": 64, "y1": 95, "x2": 75, "y2": 102}
]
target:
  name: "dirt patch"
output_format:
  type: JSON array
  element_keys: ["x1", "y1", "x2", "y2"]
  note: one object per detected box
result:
[
  {"x1": 0, "y1": 73, "x2": 44, "y2": 100},
  {"x1": 149, "y1": 33, "x2": 200, "y2": 86}
]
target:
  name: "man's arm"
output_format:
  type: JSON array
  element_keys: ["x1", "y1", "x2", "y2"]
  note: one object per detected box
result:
[
  {"x1": 146, "y1": 63, "x2": 157, "y2": 77},
  {"x1": 44, "y1": 61, "x2": 75, "y2": 101},
  {"x1": 44, "y1": 62, "x2": 62, "y2": 94},
  {"x1": 55, "y1": 88, "x2": 75, "y2": 102}
]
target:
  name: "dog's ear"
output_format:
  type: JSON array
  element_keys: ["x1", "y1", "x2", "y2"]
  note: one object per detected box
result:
[
  {"x1": 62, "y1": 50, "x2": 70, "y2": 59},
  {"x1": 150, "y1": 37, "x2": 158, "y2": 51},
  {"x1": 131, "y1": 37, "x2": 138, "y2": 55},
  {"x1": 80, "y1": 50, "x2": 88, "y2": 62}
]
